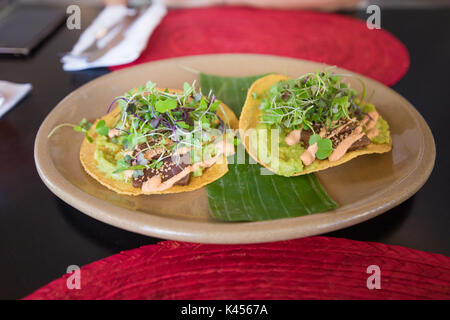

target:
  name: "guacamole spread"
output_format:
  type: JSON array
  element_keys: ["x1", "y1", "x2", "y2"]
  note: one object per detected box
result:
[
  {"x1": 94, "y1": 135, "x2": 126, "y2": 182},
  {"x1": 361, "y1": 103, "x2": 390, "y2": 145},
  {"x1": 254, "y1": 123, "x2": 306, "y2": 177},
  {"x1": 251, "y1": 103, "x2": 390, "y2": 177}
]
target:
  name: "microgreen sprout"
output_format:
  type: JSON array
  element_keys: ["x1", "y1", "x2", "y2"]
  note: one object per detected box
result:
[
  {"x1": 259, "y1": 69, "x2": 366, "y2": 132},
  {"x1": 51, "y1": 80, "x2": 230, "y2": 177},
  {"x1": 103, "y1": 80, "x2": 227, "y2": 175},
  {"x1": 95, "y1": 120, "x2": 109, "y2": 137},
  {"x1": 48, "y1": 118, "x2": 93, "y2": 142}
]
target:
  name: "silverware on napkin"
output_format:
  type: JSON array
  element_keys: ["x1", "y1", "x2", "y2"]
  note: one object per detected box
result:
[
  {"x1": 87, "y1": 10, "x2": 143, "y2": 63},
  {"x1": 61, "y1": 1, "x2": 167, "y2": 71},
  {"x1": 66, "y1": 7, "x2": 145, "y2": 63}
]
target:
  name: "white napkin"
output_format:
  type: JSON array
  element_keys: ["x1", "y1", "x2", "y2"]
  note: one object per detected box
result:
[
  {"x1": 0, "y1": 81, "x2": 32, "y2": 119},
  {"x1": 62, "y1": 1, "x2": 167, "y2": 71}
]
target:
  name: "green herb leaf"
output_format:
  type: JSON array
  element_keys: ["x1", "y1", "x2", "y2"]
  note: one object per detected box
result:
[
  {"x1": 332, "y1": 96, "x2": 349, "y2": 109},
  {"x1": 85, "y1": 131, "x2": 93, "y2": 143},
  {"x1": 308, "y1": 134, "x2": 333, "y2": 160},
  {"x1": 78, "y1": 118, "x2": 92, "y2": 131},
  {"x1": 155, "y1": 99, "x2": 177, "y2": 113},
  {"x1": 316, "y1": 138, "x2": 333, "y2": 160},
  {"x1": 258, "y1": 70, "x2": 362, "y2": 130},
  {"x1": 309, "y1": 134, "x2": 321, "y2": 146},
  {"x1": 209, "y1": 100, "x2": 221, "y2": 112},
  {"x1": 177, "y1": 121, "x2": 190, "y2": 129},
  {"x1": 149, "y1": 160, "x2": 163, "y2": 169},
  {"x1": 95, "y1": 119, "x2": 109, "y2": 137},
  {"x1": 183, "y1": 82, "x2": 191, "y2": 94},
  {"x1": 133, "y1": 170, "x2": 144, "y2": 179},
  {"x1": 79, "y1": 118, "x2": 87, "y2": 126},
  {"x1": 113, "y1": 160, "x2": 147, "y2": 174}
]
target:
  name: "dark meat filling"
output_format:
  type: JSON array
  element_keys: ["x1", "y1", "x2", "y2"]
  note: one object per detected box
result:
[
  {"x1": 300, "y1": 123, "x2": 324, "y2": 147},
  {"x1": 348, "y1": 135, "x2": 371, "y2": 151},
  {"x1": 301, "y1": 120, "x2": 371, "y2": 152},
  {"x1": 132, "y1": 136, "x2": 172, "y2": 158},
  {"x1": 132, "y1": 155, "x2": 191, "y2": 189},
  {"x1": 329, "y1": 122, "x2": 359, "y2": 148},
  {"x1": 300, "y1": 129, "x2": 313, "y2": 147},
  {"x1": 330, "y1": 121, "x2": 371, "y2": 151}
]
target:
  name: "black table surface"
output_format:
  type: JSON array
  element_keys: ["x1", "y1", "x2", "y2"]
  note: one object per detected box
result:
[{"x1": 0, "y1": 6, "x2": 449, "y2": 300}]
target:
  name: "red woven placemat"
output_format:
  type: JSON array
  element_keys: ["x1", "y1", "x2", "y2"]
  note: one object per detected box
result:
[
  {"x1": 110, "y1": 7, "x2": 409, "y2": 86},
  {"x1": 24, "y1": 237, "x2": 449, "y2": 300}
]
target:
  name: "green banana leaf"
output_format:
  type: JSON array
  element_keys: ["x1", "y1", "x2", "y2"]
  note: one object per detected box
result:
[
  {"x1": 200, "y1": 73, "x2": 338, "y2": 222},
  {"x1": 207, "y1": 155, "x2": 338, "y2": 221},
  {"x1": 199, "y1": 73, "x2": 269, "y2": 117}
]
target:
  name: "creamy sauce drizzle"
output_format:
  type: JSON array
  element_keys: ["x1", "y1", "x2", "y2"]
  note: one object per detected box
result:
[
  {"x1": 327, "y1": 119, "x2": 355, "y2": 139},
  {"x1": 300, "y1": 143, "x2": 318, "y2": 166},
  {"x1": 366, "y1": 127, "x2": 379, "y2": 139},
  {"x1": 329, "y1": 131, "x2": 364, "y2": 162},
  {"x1": 285, "y1": 129, "x2": 301, "y2": 146},
  {"x1": 142, "y1": 175, "x2": 162, "y2": 192},
  {"x1": 108, "y1": 128, "x2": 121, "y2": 138},
  {"x1": 328, "y1": 113, "x2": 378, "y2": 162},
  {"x1": 300, "y1": 129, "x2": 325, "y2": 166},
  {"x1": 124, "y1": 170, "x2": 133, "y2": 179},
  {"x1": 299, "y1": 110, "x2": 380, "y2": 164},
  {"x1": 141, "y1": 140, "x2": 235, "y2": 192},
  {"x1": 361, "y1": 111, "x2": 379, "y2": 129},
  {"x1": 144, "y1": 148, "x2": 165, "y2": 160}
]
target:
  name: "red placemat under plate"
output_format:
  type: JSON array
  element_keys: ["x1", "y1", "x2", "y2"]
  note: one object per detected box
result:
[
  {"x1": 24, "y1": 237, "x2": 449, "y2": 300},
  {"x1": 110, "y1": 7, "x2": 409, "y2": 86}
]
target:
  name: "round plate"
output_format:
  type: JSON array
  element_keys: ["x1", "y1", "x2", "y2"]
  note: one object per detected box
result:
[{"x1": 34, "y1": 54, "x2": 435, "y2": 244}]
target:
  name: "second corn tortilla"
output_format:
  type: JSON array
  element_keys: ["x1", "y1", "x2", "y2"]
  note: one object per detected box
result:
[
  {"x1": 80, "y1": 89, "x2": 239, "y2": 195},
  {"x1": 239, "y1": 74, "x2": 392, "y2": 176}
]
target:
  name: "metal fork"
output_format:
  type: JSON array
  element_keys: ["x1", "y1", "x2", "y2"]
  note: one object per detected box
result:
[{"x1": 64, "y1": 7, "x2": 142, "y2": 61}]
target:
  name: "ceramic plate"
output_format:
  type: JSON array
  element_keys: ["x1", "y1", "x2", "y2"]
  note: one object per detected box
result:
[{"x1": 34, "y1": 54, "x2": 435, "y2": 243}]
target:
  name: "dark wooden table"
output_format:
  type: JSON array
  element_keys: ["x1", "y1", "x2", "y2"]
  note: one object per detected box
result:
[{"x1": 0, "y1": 5, "x2": 449, "y2": 299}]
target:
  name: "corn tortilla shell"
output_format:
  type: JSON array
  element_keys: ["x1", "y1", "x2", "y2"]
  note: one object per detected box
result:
[
  {"x1": 80, "y1": 89, "x2": 239, "y2": 195},
  {"x1": 239, "y1": 74, "x2": 392, "y2": 176}
]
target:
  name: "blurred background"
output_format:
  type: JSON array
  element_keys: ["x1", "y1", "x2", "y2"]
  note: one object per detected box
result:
[{"x1": 2, "y1": 0, "x2": 450, "y2": 8}]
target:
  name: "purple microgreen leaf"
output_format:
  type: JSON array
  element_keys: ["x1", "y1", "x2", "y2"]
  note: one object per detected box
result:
[{"x1": 107, "y1": 97, "x2": 129, "y2": 113}]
